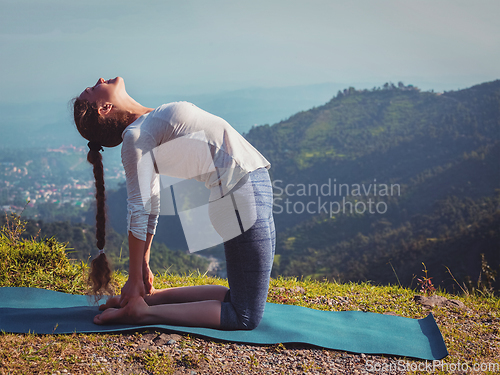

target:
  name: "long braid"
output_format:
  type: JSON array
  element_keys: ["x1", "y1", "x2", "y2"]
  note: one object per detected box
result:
[
  {"x1": 88, "y1": 147, "x2": 106, "y2": 250},
  {"x1": 73, "y1": 97, "x2": 128, "y2": 298},
  {"x1": 86, "y1": 144, "x2": 112, "y2": 297}
]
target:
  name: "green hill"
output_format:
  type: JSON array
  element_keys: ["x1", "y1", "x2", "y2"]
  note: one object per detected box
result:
[{"x1": 243, "y1": 80, "x2": 500, "y2": 292}]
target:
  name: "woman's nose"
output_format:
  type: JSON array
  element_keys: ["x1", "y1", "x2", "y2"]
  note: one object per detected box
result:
[{"x1": 96, "y1": 78, "x2": 105, "y2": 85}]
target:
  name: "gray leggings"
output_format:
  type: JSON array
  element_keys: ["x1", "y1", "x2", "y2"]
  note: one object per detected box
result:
[{"x1": 210, "y1": 168, "x2": 275, "y2": 330}]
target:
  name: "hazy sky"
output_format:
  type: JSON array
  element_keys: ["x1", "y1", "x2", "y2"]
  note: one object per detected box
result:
[{"x1": 1, "y1": 0, "x2": 499, "y2": 103}]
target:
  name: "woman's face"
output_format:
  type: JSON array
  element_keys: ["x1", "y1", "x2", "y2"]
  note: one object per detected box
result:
[{"x1": 79, "y1": 77, "x2": 124, "y2": 104}]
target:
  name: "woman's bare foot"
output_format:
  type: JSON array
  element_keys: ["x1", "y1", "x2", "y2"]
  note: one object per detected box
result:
[
  {"x1": 100, "y1": 289, "x2": 159, "y2": 311},
  {"x1": 94, "y1": 296, "x2": 149, "y2": 325}
]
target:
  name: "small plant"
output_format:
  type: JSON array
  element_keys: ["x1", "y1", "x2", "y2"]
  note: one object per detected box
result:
[
  {"x1": 142, "y1": 351, "x2": 175, "y2": 375},
  {"x1": 463, "y1": 254, "x2": 498, "y2": 297},
  {"x1": 445, "y1": 265, "x2": 469, "y2": 296},
  {"x1": 248, "y1": 353, "x2": 259, "y2": 368},
  {"x1": 417, "y1": 262, "x2": 436, "y2": 296},
  {"x1": 177, "y1": 352, "x2": 202, "y2": 369},
  {"x1": 478, "y1": 253, "x2": 497, "y2": 295},
  {"x1": 1, "y1": 211, "x2": 27, "y2": 246},
  {"x1": 272, "y1": 342, "x2": 286, "y2": 353}
]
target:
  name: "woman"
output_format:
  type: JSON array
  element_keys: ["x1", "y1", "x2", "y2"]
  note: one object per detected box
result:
[{"x1": 73, "y1": 77, "x2": 275, "y2": 330}]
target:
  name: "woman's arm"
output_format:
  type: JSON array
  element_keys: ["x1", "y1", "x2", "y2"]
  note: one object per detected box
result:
[
  {"x1": 119, "y1": 232, "x2": 154, "y2": 307},
  {"x1": 120, "y1": 129, "x2": 159, "y2": 305},
  {"x1": 143, "y1": 232, "x2": 155, "y2": 294}
]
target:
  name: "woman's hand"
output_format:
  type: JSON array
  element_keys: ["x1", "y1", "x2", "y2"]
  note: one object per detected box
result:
[
  {"x1": 143, "y1": 260, "x2": 155, "y2": 295},
  {"x1": 99, "y1": 295, "x2": 121, "y2": 311},
  {"x1": 119, "y1": 277, "x2": 145, "y2": 307}
]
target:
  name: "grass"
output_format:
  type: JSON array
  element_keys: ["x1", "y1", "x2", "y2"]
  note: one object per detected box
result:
[{"x1": 0, "y1": 218, "x2": 499, "y2": 374}]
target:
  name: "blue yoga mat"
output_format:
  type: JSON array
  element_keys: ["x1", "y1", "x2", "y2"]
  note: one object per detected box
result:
[{"x1": 0, "y1": 287, "x2": 447, "y2": 360}]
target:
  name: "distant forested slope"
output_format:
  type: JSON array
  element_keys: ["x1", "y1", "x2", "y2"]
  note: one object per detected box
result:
[{"x1": 244, "y1": 80, "x2": 500, "y2": 291}]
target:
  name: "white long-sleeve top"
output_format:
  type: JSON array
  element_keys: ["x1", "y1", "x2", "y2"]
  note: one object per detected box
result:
[{"x1": 121, "y1": 101, "x2": 270, "y2": 241}]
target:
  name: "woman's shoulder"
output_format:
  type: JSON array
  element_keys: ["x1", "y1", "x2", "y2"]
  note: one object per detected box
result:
[
  {"x1": 122, "y1": 102, "x2": 196, "y2": 143},
  {"x1": 153, "y1": 101, "x2": 196, "y2": 116}
]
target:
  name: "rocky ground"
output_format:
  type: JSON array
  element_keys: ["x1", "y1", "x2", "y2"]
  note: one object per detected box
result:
[{"x1": 48, "y1": 331, "x2": 411, "y2": 375}]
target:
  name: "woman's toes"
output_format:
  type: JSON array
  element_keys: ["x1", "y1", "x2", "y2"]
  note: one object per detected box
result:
[
  {"x1": 94, "y1": 307, "x2": 119, "y2": 324},
  {"x1": 93, "y1": 312, "x2": 105, "y2": 324}
]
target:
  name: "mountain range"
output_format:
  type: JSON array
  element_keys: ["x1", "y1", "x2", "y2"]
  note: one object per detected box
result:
[{"x1": 12, "y1": 80, "x2": 498, "y2": 293}]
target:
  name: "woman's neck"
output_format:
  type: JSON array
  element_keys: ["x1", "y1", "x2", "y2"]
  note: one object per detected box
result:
[{"x1": 119, "y1": 96, "x2": 154, "y2": 124}]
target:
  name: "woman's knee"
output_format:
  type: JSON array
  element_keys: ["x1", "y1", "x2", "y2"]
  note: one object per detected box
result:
[
  {"x1": 241, "y1": 311, "x2": 263, "y2": 330},
  {"x1": 220, "y1": 302, "x2": 264, "y2": 330}
]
